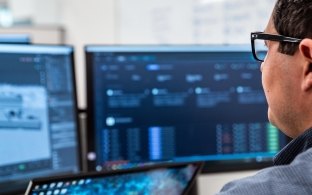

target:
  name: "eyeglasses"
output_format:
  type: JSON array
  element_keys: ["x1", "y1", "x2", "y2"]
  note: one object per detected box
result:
[{"x1": 250, "y1": 32, "x2": 302, "y2": 62}]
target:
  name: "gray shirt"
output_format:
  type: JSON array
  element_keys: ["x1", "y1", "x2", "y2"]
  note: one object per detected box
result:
[{"x1": 216, "y1": 128, "x2": 312, "y2": 195}]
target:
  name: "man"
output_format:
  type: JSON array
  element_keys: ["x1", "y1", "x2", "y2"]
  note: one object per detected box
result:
[{"x1": 216, "y1": 0, "x2": 312, "y2": 194}]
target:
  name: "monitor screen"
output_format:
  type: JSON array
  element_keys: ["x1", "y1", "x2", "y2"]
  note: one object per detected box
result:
[
  {"x1": 25, "y1": 161, "x2": 203, "y2": 195},
  {"x1": 0, "y1": 34, "x2": 31, "y2": 44},
  {"x1": 0, "y1": 44, "x2": 80, "y2": 194},
  {"x1": 85, "y1": 45, "x2": 289, "y2": 172}
]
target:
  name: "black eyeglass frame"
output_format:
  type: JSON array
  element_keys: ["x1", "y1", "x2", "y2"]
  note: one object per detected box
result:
[{"x1": 250, "y1": 32, "x2": 302, "y2": 62}]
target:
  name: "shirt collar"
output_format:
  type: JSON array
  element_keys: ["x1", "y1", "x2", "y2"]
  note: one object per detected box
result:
[{"x1": 273, "y1": 127, "x2": 312, "y2": 165}]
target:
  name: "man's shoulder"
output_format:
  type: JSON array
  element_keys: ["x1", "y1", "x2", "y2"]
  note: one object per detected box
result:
[
  {"x1": 217, "y1": 148, "x2": 312, "y2": 195},
  {"x1": 274, "y1": 128, "x2": 312, "y2": 165},
  {"x1": 292, "y1": 147, "x2": 312, "y2": 164}
]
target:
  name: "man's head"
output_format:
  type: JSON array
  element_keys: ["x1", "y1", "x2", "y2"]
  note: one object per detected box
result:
[
  {"x1": 260, "y1": 0, "x2": 312, "y2": 138},
  {"x1": 272, "y1": 0, "x2": 312, "y2": 55}
]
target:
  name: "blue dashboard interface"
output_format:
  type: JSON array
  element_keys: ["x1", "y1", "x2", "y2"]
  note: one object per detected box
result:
[
  {"x1": 28, "y1": 164, "x2": 197, "y2": 195},
  {"x1": 85, "y1": 45, "x2": 288, "y2": 171}
]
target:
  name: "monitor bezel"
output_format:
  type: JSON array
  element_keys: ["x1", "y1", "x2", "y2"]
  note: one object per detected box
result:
[
  {"x1": 84, "y1": 44, "x2": 289, "y2": 173},
  {"x1": 0, "y1": 43, "x2": 82, "y2": 194}
]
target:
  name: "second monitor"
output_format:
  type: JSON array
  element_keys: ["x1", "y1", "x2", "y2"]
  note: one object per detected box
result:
[
  {"x1": 85, "y1": 45, "x2": 289, "y2": 172},
  {"x1": 0, "y1": 44, "x2": 80, "y2": 194}
]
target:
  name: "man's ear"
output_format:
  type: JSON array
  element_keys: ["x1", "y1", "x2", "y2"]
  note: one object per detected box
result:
[{"x1": 299, "y1": 39, "x2": 312, "y2": 91}]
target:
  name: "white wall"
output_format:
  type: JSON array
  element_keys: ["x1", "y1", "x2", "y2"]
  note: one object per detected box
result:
[
  {"x1": 117, "y1": 0, "x2": 194, "y2": 44},
  {"x1": 9, "y1": 0, "x2": 35, "y2": 21},
  {"x1": 117, "y1": 0, "x2": 274, "y2": 44},
  {"x1": 9, "y1": 0, "x2": 59, "y2": 24}
]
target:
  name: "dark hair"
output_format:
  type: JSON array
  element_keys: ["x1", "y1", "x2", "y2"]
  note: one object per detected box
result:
[{"x1": 273, "y1": 0, "x2": 312, "y2": 55}]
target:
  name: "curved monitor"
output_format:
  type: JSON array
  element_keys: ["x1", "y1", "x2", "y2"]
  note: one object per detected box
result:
[
  {"x1": 0, "y1": 44, "x2": 80, "y2": 194},
  {"x1": 85, "y1": 45, "x2": 289, "y2": 173}
]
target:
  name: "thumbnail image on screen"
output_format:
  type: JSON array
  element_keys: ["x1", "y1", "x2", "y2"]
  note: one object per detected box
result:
[
  {"x1": 85, "y1": 45, "x2": 289, "y2": 172},
  {"x1": 0, "y1": 44, "x2": 79, "y2": 194}
]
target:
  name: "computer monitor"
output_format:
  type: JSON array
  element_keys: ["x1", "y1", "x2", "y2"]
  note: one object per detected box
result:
[
  {"x1": 0, "y1": 34, "x2": 31, "y2": 44},
  {"x1": 0, "y1": 44, "x2": 80, "y2": 194},
  {"x1": 85, "y1": 45, "x2": 289, "y2": 173}
]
